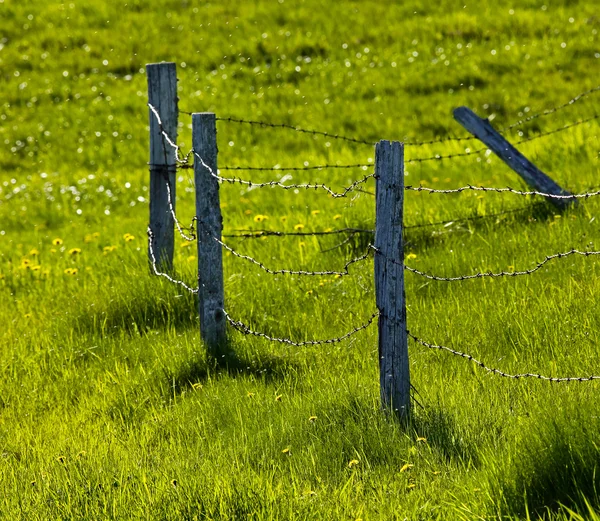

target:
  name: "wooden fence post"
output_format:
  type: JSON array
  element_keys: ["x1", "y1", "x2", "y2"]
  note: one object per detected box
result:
[
  {"x1": 192, "y1": 113, "x2": 226, "y2": 356},
  {"x1": 147, "y1": 62, "x2": 178, "y2": 270},
  {"x1": 453, "y1": 106, "x2": 575, "y2": 210},
  {"x1": 374, "y1": 140, "x2": 410, "y2": 421}
]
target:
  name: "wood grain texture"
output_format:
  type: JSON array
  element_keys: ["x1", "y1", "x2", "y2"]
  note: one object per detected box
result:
[
  {"x1": 147, "y1": 62, "x2": 178, "y2": 269},
  {"x1": 374, "y1": 140, "x2": 410, "y2": 420},
  {"x1": 453, "y1": 106, "x2": 574, "y2": 209},
  {"x1": 193, "y1": 113, "x2": 226, "y2": 355}
]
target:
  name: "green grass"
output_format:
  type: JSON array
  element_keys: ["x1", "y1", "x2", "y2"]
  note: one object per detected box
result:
[{"x1": 1, "y1": 0, "x2": 600, "y2": 519}]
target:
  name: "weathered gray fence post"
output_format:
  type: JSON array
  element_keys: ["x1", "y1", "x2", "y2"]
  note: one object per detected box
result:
[
  {"x1": 147, "y1": 62, "x2": 178, "y2": 270},
  {"x1": 374, "y1": 140, "x2": 410, "y2": 421},
  {"x1": 453, "y1": 107, "x2": 575, "y2": 210},
  {"x1": 192, "y1": 113, "x2": 226, "y2": 356}
]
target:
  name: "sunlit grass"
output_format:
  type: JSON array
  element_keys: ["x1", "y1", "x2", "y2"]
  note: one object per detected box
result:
[{"x1": 1, "y1": 0, "x2": 600, "y2": 519}]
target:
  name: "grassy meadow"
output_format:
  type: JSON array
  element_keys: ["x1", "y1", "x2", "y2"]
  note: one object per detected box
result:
[{"x1": 1, "y1": 0, "x2": 600, "y2": 519}]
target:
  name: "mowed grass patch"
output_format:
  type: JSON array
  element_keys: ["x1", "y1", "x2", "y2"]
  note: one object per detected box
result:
[{"x1": 1, "y1": 0, "x2": 600, "y2": 519}]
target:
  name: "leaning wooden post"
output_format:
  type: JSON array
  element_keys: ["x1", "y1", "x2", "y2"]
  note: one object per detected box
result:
[
  {"x1": 453, "y1": 107, "x2": 575, "y2": 210},
  {"x1": 374, "y1": 140, "x2": 410, "y2": 421},
  {"x1": 147, "y1": 62, "x2": 178, "y2": 269},
  {"x1": 192, "y1": 113, "x2": 226, "y2": 356}
]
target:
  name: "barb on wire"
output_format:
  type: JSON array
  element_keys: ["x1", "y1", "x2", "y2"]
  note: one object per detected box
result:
[
  {"x1": 409, "y1": 332, "x2": 600, "y2": 382},
  {"x1": 194, "y1": 150, "x2": 376, "y2": 198},
  {"x1": 223, "y1": 227, "x2": 374, "y2": 239},
  {"x1": 148, "y1": 103, "x2": 193, "y2": 166},
  {"x1": 147, "y1": 227, "x2": 198, "y2": 293},
  {"x1": 405, "y1": 184, "x2": 600, "y2": 200},
  {"x1": 220, "y1": 163, "x2": 370, "y2": 172},
  {"x1": 224, "y1": 310, "x2": 378, "y2": 346},
  {"x1": 164, "y1": 179, "x2": 197, "y2": 241},
  {"x1": 207, "y1": 229, "x2": 373, "y2": 276},
  {"x1": 403, "y1": 249, "x2": 600, "y2": 282},
  {"x1": 499, "y1": 85, "x2": 600, "y2": 133}
]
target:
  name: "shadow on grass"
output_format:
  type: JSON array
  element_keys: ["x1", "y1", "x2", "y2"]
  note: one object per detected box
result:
[
  {"x1": 74, "y1": 287, "x2": 199, "y2": 338},
  {"x1": 163, "y1": 348, "x2": 302, "y2": 396},
  {"x1": 411, "y1": 406, "x2": 479, "y2": 467}
]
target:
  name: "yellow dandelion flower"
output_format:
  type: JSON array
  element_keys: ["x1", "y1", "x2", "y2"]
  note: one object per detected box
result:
[
  {"x1": 239, "y1": 197, "x2": 250, "y2": 204},
  {"x1": 311, "y1": 210, "x2": 320, "y2": 216},
  {"x1": 324, "y1": 228, "x2": 332, "y2": 232},
  {"x1": 85, "y1": 266, "x2": 92, "y2": 272},
  {"x1": 68, "y1": 248, "x2": 82, "y2": 255},
  {"x1": 306, "y1": 289, "x2": 313, "y2": 295},
  {"x1": 444, "y1": 177, "x2": 452, "y2": 183},
  {"x1": 334, "y1": 274, "x2": 341, "y2": 279},
  {"x1": 29, "y1": 248, "x2": 39, "y2": 256},
  {"x1": 275, "y1": 395, "x2": 282, "y2": 402},
  {"x1": 56, "y1": 456, "x2": 65, "y2": 464},
  {"x1": 348, "y1": 459, "x2": 359, "y2": 468},
  {"x1": 432, "y1": 471, "x2": 441, "y2": 475},
  {"x1": 319, "y1": 282, "x2": 325, "y2": 287},
  {"x1": 253, "y1": 214, "x2": 269, "y2": 223},
  {"x1": 24, "y1": 313, "x2": 32, "y2": 319},
  {"x1": 244, "y1": 209, "x2": 253, "y2": 215},
  {"x1": 247, "y1": 392, "x2": 255, "y2": 398},
  {"x1": 103, "y1": 246, "x2": 117, "y2": 254},
  {"x1": 84, "y1": 234, "x2": 93, "y2": 243},
  {"x1": 298, "y1": 241, "x2": 305, "y2": 248},
  {"x1": 406, "y1": 253, "x2": 417, "y2": 260},
  {"x1": 50, "y1": 248, "x2": 57, "y2": 254},
  {"x1": 30, "y1": 265, "x2": 41, "y2": 272},
  {"x1": 282, "y1": 448, "x2": 290, "y2": 455},
  {"x1": 52, "y1": 238, "x2": 63, "y2": 246},
  {"x1": 280, "y1": 216, "x2": 288, "y2": 223},
  {"x1": 64, "y1": 268, "x2": 78, "y2": 275},
  {"x1": 308, "y1": 416, "x2": 317, "y2": 423},
  {"x1": 333, "y1": 214, "x2": 342, "y2": 220},
  {"x1": 400, "y1": 463, "x2": 413, "y2": 473},
  {"x1": 294, "y1": 223, "x2": 304, "y2": 231},
  {"x1": 76, "y1": 451, "x2": 86, "y2": 458},
  {"x1": 21, "y1": 258, "x2": 32, "y2": 266},
  {"x1": 92, "y1": 232, "x2": 100, "y2": 238}
]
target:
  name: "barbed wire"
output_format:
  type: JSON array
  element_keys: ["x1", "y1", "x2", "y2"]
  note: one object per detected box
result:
[
  {"x1": 499, "y1": 85, "x2": 600, "y2": 133},
  {"x1": 220, "y1": 164, "x2": 370, "y2": 172},
  {"x1": 222, "y1": 227, "x2": 373, "y2": 239},
  {"x1": 515, "y1": 114, "x2": 599, "y2": 144},
  {"x1": 402, "y1": 249, "x2": 600, "y2": 282},
  {"x1": 408, "y1": 332, "x2": 600, "y2": 382},
  {"x1": 164, "y1": 179, "x2": 197, "y2": 241},
  {"x1": 147, "y1": 226, "x2": 198, "y2": 294},
  {"x1": 203, "y1": 226, "x2": 374, "y2": 276},
  {"x1": 180, "y1": 86, "x2": 599, "y2": 149},
  {"x1": 405, "y1": 146, "x2": 489, "y2": 163},
  {"x1": 224, "y1": 310, "x2": 379, "y2": 346},
  {"x1": 405, "y1": 184, "x2": 600, "y2": 200},
  {"x1": 194, "y1": 150, "x2": 376, "y2": 198},
  {"x1": 148, "y1": 103, "x2": 193, "y2": 166}
]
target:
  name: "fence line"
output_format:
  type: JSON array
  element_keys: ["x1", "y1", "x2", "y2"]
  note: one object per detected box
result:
[{"x1": 147, "y1": 66, "x2": 600, "y2": 420}]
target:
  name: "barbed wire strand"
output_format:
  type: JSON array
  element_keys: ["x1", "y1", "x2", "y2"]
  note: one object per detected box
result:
[
  {"x1": 194, "y1": 150, "x2": 376, "y2": 198},
  {"x1": 220, "y1": 164, "x2": 371, "y2": 172},
  {"x1": 499, "y1": 85, "x2": 600, "y2": 133},
  {"x1": 223, "y1": 227, "x2": 374, "y2": 239},
  {"x1": 224, "y1": 310, "x2": 379, "y2": 346},
  {"x1": 205, "y1": 228, "x2": 374, "y2": 276},
  {"x1": 181, "y1": 87, "x2": 599, "y2": 148},
  {"x1": 147, "y1": 227, "x2": 198, "y2": 294},
  {"x1": 405, "y1": 184, "x2": 600, "y2": 200},
  {"x1": 164, "y1": 179, "x2": 197, "y2": 241},
  {"x1": 402, "y1": 249, "x2": 600, "y2": 282},
  {"x1": 409, "y1": 332, "x2": 600, "y2": 382},
  {"x1": 148, "y1": 103, "x2": 193, "y2": 166}
]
